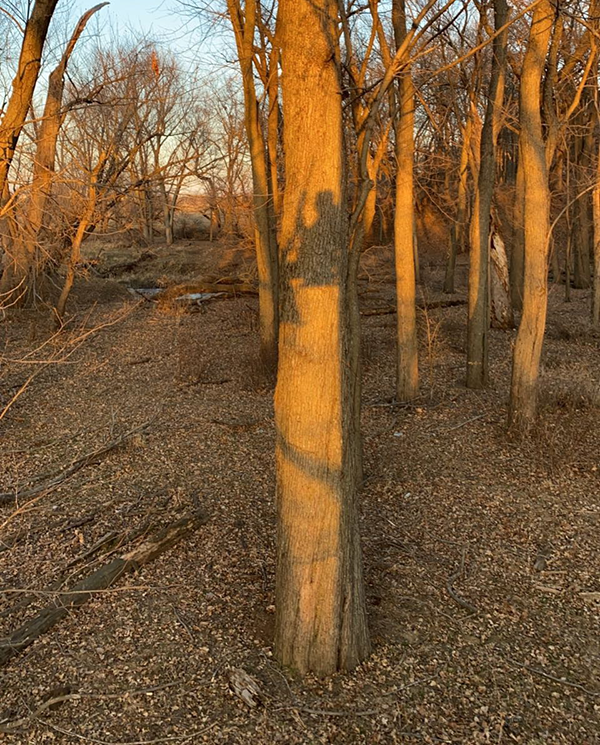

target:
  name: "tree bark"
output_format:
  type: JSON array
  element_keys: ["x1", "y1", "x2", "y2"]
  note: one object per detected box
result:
[
  {"x1": 0, "y1": 0, "x2": 60, "y2": 199},
  {"x1": 510, "y1": 144, "x2": 525, "y2": 310},
  {"x1": 490, "y1": 228, "x2": 514, "y2": 328},
  {"x1": 594, "y1": 128, "x2": 600, "y2": 327},
  {"x1": 466, "y1": 0, "x2": 508, "y2": 389},
  {"x1": 393, "y1": 0, "x2": 419, "y2": 402},
  {"x1": 508, "y1": 0, "x2": 554, "y2": 432},
  {"x1": 456, "y1": 116, "x2": 473, "y2": 254},
  {"x1": 0, "y1": 3, "x2": 108, "y2": 302},
  {"x1": 227, "y1": 0, "x2": 279, "y2": 368},
  {"x1": 274, "y1": 0, "x2": 370, "y2": 675}
]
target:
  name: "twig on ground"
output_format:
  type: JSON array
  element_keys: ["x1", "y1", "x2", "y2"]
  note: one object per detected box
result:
[
  {"x1": 446, "y1": 549, "x2": 477, "y2": 615},
  {"x1": 35, "y1": 719, "x2": 215, "y2": 745},
  {"x1": 0, "y1": 419, "x2": 153, "y2": 508},
  {"x1": 507, "y1": 658, "x2": 599, "y2": 697},
  {"x1": 0, "y1": 681, "x2": 191, "y2": 733},
  {"x1": 443, "y1": 414, "x2": 486, "y2": 433}
]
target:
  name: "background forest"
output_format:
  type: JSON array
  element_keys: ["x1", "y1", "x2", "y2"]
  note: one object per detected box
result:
[{"x1": 0, "y1": 0, "x2": 599, "y2": 743}]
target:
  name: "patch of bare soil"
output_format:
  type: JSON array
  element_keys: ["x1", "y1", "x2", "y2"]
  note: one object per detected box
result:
[{"x1": 0, "y1": 243, "x2": 598, "y2": 744}]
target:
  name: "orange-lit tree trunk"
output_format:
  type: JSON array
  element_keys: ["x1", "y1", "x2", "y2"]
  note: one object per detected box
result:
[
  {"x1": 0, "y1": 0, "x2": 59, "y2": 199},
  {"x1": 226, "y1": 0, "x2": 279, "y2": 367},
  {"x1": 510, "y1": 146, "x2": 525, "y2": 310},
  {"x1": 594, "y1": 127, "x2": 600, "y2": 327},
  {"x1": 466, "y1": 0, "x2": 508, "y2": 389},
  {"x1": 1, "y1": 3, "x2": 107, "y2": 301},
  {"x1": 274, "y1": 0, "x2": 370, "y2": 675},
  {"x1": 393, "y1": 0, "x2": 418, "y2": 402},
  {"x1": 0, "y1": 0, "x2": 59, "y2": 299},
  {"x1": 508, "y1": 0, "x2": 554, "y2": 431}
]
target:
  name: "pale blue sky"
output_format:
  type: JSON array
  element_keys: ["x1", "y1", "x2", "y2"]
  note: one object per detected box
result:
[
  {"x1": 71, "y1": 0, "x2": 190, "y2": 45},
  {"x1": 68, "y1": 0, "x2": 232, "y2": 73}
]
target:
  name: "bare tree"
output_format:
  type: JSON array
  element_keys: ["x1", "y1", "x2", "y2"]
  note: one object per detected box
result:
[
  {"x1": 392, "y1": 0, "x2": 419, "y2": 401},
  {"x1": 0, "y1": 3, "x2": 108, "y2": 302},
  {"x1": 0, "y1": 0, "x2": 59, "y2": 199},
  {"x1": 507, "y1": 0, "x2": 554, "y2": 432},
  {"x1": 466, "y1": 0, "x2": 508, "y2": 389},
  {"x1": 226, "y1": 0, "x2": 279, "y2": 368}
]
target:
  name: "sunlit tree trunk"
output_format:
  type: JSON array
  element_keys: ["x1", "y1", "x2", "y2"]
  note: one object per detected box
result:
[
  {"x1": 0, "y1": 0, "x2": 59, "y2": 199},
  {"x1": 393, "y1": 0, "x2": 418, "y2": 402},
  {"x1": 510, "y1": 145, "x2": 525, "y2": 311},
  {"x1": 0, "y1": 3, "x2": 107, "y2": 301},
  {"x1": 55, "y1": 177, "x2": 98, "y2": 322},
  {"x1": 0, "y1": 0, "x2": 60, "y2": 298},
  {"x1": 226, "y1": 0, "x2": 279, "y2": 368},
  {"x1": 508, "y1": 0, "x2": 554, "y2": 432},
  {"x1": 274, "y1": 0, "x2": 370, "y2": 675},
  {"x1": 456, "y1": 116, "x2": 473, "y2": 254},
  {"x1": 466, "y1": 0, "x2": 508, "y2": 389},
  {"x1": 593, "y1": 124, "x2": 600, "y2": 327}
]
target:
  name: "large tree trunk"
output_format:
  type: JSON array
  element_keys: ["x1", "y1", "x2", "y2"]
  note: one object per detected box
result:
[
  {"x1": 274, "y1": 0, "x2": 370, "y2": 675},
  {"x1": 393, "y1": 0, "x2": 418, "y2": 402},
  {"x1": 227, "y1": 0, "x2": 279, "y2": 368},
  {"x1": 0, "y1": 0, "x2": 60, "y2": 199},
  {"x1": 593, "y1": 130, "x2": 600, "y2": 327},
  {"x1": 508, "y1": 0, "x2": 554, "y2": 432},
  {"x1": 466, "y1": 0, "x2": 508, "y2": 389}
]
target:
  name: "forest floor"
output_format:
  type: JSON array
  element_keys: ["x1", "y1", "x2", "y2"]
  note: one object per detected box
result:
[{"x1": 0, "y1": 237, "x2": 599, "y2": 744}]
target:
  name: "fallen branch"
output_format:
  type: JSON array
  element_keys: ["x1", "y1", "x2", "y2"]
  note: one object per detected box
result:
[
  {"x1": 0, "y1": 420, "x2": 152, "y2": 507},
  {"x1": 1, "y1": 524, "x2": 153, "y2": 620},
  {"x1": 507, "y1": 658, "x2": 599, "y2": 697},
  {"x1": 0, "y1": 511, "x2": 208, "y2": 667},
  {"x1": 446, "y1": 550, "x2": 477, "y2": 615}
]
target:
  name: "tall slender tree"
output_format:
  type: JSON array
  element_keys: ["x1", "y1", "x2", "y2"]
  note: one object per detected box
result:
[
  {"x1": 466, "y1": 0, "x2": 508, "y2": 389},
  {"x1": 393, "y1": 0, "x2": 419, "y2": 401},
  {"x1": 226, "y1": 0, "x2": 279, "y2": 368},
  {"x1": 508, "y1": 0, "x2": 554, "y2": 431}
]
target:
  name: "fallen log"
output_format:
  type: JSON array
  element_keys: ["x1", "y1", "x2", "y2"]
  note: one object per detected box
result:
[
  {"x1": 157, "y1": 281, "x2": 257, "y2": 304},
  {"x1": 0, "y1": 523, "x2": 152, "y2": 621},
  {"x1": 0, "y1": 511, "x2": 208, "y2": 667}
]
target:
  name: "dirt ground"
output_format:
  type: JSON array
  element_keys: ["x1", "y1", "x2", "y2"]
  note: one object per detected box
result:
[{"x1": 0, "y1": 238, "x2": 599, "y2": 744}]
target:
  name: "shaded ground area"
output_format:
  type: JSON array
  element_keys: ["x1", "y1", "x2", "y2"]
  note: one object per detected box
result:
[{"x1": 0, "y1": 240, "x2": 599, "y2": 744}]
